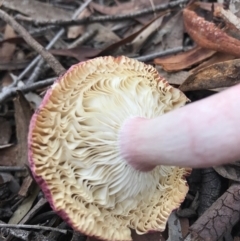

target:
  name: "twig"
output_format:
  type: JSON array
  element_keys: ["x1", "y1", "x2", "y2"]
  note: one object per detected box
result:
[
  {"x1": 29, "y1": 26, "x2": 60, "y2": 36},
  {"x1": 0, "y1": 9, "x2": 65, "y2": 76},
  {"x1": 0, "y1": 223, "x2": 68, "y2": 234},
  {"x1": 0, "y1": 166, "x2": 27, "y2": 172},
  {"x1": 47, "y1": 222, "x2": 69, "y2": 240},
  {"x1": 0, "y1": 46, "x2": 186, "y2": 103},
  {"x1": 68, "y1": 29, "x2": 98, "y2": 49},
  {"x1": 17, "y1": 0, "x2": 188, "y2": 26},
  {"x1": 22, "y1": 28, "x2": 65, "y2": 84},
  {"x1": 26, "y1": 59, "x2": 47, "y2": 84},
  {"x1": 0, "y1": 77, "x2": 55, "y2": 104},
  {"x1": 135, "y1": 46, "x2": 184, "y2": 62}
]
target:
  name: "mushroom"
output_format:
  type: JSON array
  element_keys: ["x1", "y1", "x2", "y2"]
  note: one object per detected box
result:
[
  {"x1": 28, "y1": 56, "x2": 191, "y2": 241},
  {"x1": 120, "y1": 83, "x2": 240, "y2": 171}
]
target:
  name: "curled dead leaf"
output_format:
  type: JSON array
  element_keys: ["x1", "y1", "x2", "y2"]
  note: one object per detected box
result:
[
  {"x1": 213, "y1": 162, "x2": 240, "y2": 182},
  {"x1": 179, "y1": 58, "x2": 240, "y2": 91},
  {"x1": 0, "y1": 145, "x2": 18, "y2": 166},
  {"x1": 154, "y1": 47, "x2": 215, "y2": 72},
  {"x1": 183, "y1": 7, "x2": 240, "y2": 57},
  {"x1": 190, "y1": 52, "x2": 235, "y2": 74},
  {"x1": 14, "y1": 92, "x2": 33, "y2": 166}
]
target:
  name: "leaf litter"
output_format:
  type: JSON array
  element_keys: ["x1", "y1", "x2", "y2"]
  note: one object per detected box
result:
[{"x1": 0, "y1": 0, "x2": 240, "y2": 241}]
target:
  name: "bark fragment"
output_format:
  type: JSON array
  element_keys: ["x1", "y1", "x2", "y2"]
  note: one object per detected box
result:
[{"x1": 185, "y1": 183, "x2": 240, "y2": 241}]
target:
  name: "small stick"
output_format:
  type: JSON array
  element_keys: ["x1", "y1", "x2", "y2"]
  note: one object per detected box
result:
[
  {"x1": 29, "y1": 26, "x2": 60, "y2": 35},
  {"x1": 68, "y1": 29, "x2": 98, "y2": 49},
  {"x1": 16, "y1": 0, "x2": 188, "y2": 26},
  {"x1": 0, "y1": 9, "x2": 65, "y2": 76},
  {"x1": 135, "y1": 46, "x2": 184, "y2": 62},
  {"x1": 0, "y1": 223, "x2": 68, "y2": 234},
  {"x1": 0, "y1": 77, "x2": 55, "y2": 104},
  {"x1": 22, "y1": 28, "x2": 65, "y2": 83},
  {"x1": 0, "y1": 166, "x2": 27, "y2": 172},
  {"x1": 26, "y1": 59, "x2": 47, "y2": 85}
]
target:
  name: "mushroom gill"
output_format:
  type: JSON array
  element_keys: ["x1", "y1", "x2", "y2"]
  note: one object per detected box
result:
[{"x1": 28, "y1": 56, "x2": 190, "y2": 241}]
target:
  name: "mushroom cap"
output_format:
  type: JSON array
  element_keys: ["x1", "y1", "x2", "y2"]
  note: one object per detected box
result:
[{"x1": 28, "y1": 56, "x2": 191, "y2": 241}]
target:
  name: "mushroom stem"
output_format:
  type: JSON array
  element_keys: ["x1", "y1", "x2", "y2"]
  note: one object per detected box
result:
[{"x1": 119, "y1": 84, "x2": 240, "y2": 171}]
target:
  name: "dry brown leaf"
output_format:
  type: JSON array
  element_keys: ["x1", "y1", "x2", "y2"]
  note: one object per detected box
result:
[
  {"x1": 14, "y1": 92, "x2": 33, "y2": 166},
  {"x1": 91, "y1": 0, "x2": 169, "y2": 25},
  {"x1": 95, "y1": 15, "x2": 167, "y2": 57},
  {"x1": 179, "y1": 59, "x2": 240, "y2": 91},
  {"x1": 183, "y1": 7, "x2": 240, "y2": 57},
  {"x1": 0, "y1": 145, "x2": 18, "y2": 166},
  {"x1": 191, "y1": 52, "x2": 235, "y2": 73},
  {"x1": 131, "y1": 231, "x2": 166, "y2": 241},
  {"x1": 161, "y1": 12, "x2": 184, "y2": 49},
  {"x1": 3, "y1": 0, "x2": 72, "y2": 21},
  {"x1": 67, "y1": 8, "x2": 92, "y2": 39},
  {"x1": 0, "y1": 117, "x2": 11, "y2": 145},
  {"x1": 213, "y1": 162, "x2": 240, "y2": 182},
  {"x1": 128, "y1": 14, "x2": 164, "y2": 53},
  {"x1": 179, "y1": 218, "x2": 189, "y2": 238},
  {"x1": 0, "y1": 25, "x2": 16, "y2": 61},
  {"x1": 87, "y1": 23, "x2": 121, "y2": 49},
  {"x1": 156, "y1": 67, "x2": 190, "y2": 85},
  {"x1": 18, "y1": 176, "x2": 34, "y2": 197},
  {"x1": 145, "y1": 12, "x2": 184, "y2": 56},
  {"x1": 90, "y1": 0, "x2": 163, "y2": 15},
  {"x1": 152, "y1": 12, "x2": 181, "y2": 45},
  {"x1": 154, "y1": 47, "x2": 215, "y2": 72},
  {"x1": 1, "y1": 73, "x2": 14, "y2": 89}
]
